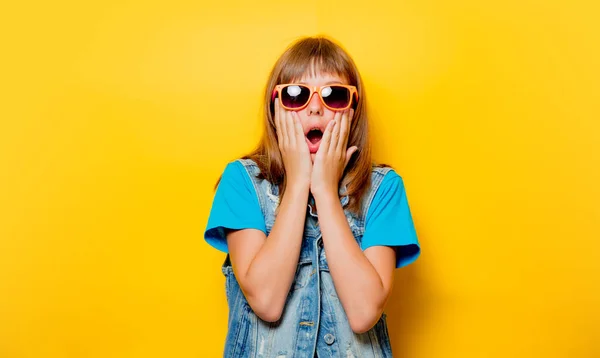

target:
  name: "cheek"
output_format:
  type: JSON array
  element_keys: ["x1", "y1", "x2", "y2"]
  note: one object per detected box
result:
[
  {"x1": 322, "y1": 108, "x2": 337, "y2": 119},
  {"x1": 293, "y1": 109, "x2": 306, "y2": 119},
  {"x1": 296, "y1": 115, "x2": 309, "y2": 131}
]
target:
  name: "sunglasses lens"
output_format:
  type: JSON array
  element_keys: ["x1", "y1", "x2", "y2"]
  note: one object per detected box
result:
[
  {"x1": 321, "y1": 86, "x2": 351, "y2": 109},
  {"x1": 281, "y1": 85, "x2": 311, "y2": 109}
]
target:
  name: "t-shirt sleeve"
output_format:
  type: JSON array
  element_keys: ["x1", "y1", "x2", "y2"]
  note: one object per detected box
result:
[
  {"x1": 204, "y1": 161, "x2": 266, "y2": 253},
  {"x1": 361, "y1": 170, "x2": 421, "y2": 268}
]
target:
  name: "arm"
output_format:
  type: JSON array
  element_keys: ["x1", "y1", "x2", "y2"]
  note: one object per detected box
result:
[
  {"x1": 227, "y1": 183, "x2": 309, "y2": 322},
  {"x1": 227, "y1": 100, "x2": 313, "y2": 322},
  {"x1": 314, "y1": 192, "x2": 396, "y2": 334},
  {"x1": 310, "y1": 109, "x2": 418, "y2": 334},
  {"x1": 310, "y1": 109, "x2": 391, "y2": 333}
]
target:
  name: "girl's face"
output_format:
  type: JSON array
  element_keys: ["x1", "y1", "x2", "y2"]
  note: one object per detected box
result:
[{"x1": 291, "y1": 72, "x2": 349, "y2": 162}]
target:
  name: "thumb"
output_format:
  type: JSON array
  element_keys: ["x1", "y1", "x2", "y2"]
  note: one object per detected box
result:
[{"x1": 344, "y1": 146, "x2": 359, "y2": 169}]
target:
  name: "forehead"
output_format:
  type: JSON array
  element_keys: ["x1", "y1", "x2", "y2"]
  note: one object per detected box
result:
[{"x1": 294, "y1": 71, "x2": 348, "y2": 85}]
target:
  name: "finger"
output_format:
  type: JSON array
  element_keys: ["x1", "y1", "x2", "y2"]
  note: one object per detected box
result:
[
  {"x1": 292, "y1": 112, "x2": 305, "y2": 147},
  {"x1": 319, "y1": 119, "x2": 335, "y2": 156},
  {"x1": 329, "y1": 111, "x2": 342, "y2": 156},
  {"x1": 337, "y1": 109, "x2": 350, "y2": 154},
  {"x1": 287, "y1": 111, "x2": 296, "y2": 146},
  {"x1": 345, "y1": 108, "x2": 355, "y2": 135},
  {"x1": 279, "y1": 102, "x2": 289, "y2": 147},
  {"x1": 344, "y1": 146, "x2": 359, "y2": 169}
]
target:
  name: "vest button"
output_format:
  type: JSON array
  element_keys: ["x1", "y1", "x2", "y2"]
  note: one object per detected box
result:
[{"x1": 324, "y1": 333, "x2": 335, "y2": 345}]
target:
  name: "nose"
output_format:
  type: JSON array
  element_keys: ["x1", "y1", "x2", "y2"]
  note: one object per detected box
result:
[{"x1": 307, "y1": 90, "x2": 323, "y2": 116}]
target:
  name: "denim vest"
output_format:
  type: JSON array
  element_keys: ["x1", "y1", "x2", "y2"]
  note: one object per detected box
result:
[{"x1": 221, "y1": 159, "x2": 394, "y2": 358}]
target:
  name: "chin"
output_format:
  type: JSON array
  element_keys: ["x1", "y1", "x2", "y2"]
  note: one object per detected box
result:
[{"x1": 310, "y1": 153, "x2": 316, "y2": 162}]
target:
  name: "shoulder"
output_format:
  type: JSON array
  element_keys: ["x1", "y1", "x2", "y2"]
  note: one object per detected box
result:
[
  {"x1": 237, "y1": 158, "x2": 259, "y2": 169},
  {"x1": 218, "y1": 158, "x2": 271, "y2": 199},
  {"x1": 370, "y1": 164, "x2": 405, "y2": 192},
  {"x1": 231, "y1": 157, "x2": 263, "y2": 178},
  {"x1": 221, "y1": 158, "x2": 260, "y2": 176},
  {"x1": 218, "y1": 159, "x2": 256, "y2": 188},
  {"x1": 220, "y1": 160, "x2": 244, "y2": 180}
]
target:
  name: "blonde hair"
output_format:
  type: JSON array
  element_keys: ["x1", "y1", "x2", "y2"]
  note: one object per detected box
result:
[{"x1": 222, "y1": 36, "x2": 386, "y2": 214}]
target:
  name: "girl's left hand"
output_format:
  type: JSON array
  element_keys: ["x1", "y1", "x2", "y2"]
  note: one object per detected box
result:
[{"x1": 311, "y1": 109, "x2": 359, "y2": 198}]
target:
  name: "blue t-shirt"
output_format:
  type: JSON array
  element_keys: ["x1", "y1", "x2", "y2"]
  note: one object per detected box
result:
[{"x1": 204, "y1": 161, "x2": 420, "y2": 268}]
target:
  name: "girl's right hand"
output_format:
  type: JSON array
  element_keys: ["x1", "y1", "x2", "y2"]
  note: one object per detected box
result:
[{"x1": 274, "y1": 98, "x2": 312, "y2": 191}]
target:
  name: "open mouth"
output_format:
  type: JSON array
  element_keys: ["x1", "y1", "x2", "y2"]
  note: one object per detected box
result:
[
  {"x1": 306, "y1": 128, "x2": 323, "y2": 144},
  {"x1": 305, "y1": 128, "x2": 323, "y2": 153}
]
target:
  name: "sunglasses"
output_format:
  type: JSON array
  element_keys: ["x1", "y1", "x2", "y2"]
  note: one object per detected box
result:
[{"x1": 271, "y1": 84, "x2": 358, "y2": 111}]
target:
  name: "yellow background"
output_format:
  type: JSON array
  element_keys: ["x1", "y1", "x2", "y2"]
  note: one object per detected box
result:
[{"x1": 1, "y1": 0, "x2": 599, "y2": 357}]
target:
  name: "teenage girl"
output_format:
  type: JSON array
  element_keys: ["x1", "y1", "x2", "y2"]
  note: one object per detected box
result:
[{"x1": 204, "y1": 36, "x2": 420, "y2": 358}]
